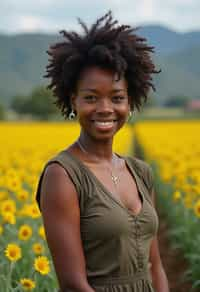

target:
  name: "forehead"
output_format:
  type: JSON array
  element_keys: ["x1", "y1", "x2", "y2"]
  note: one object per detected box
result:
[{"x1": 77, "y1": 66, "x2": 127, "y2": 91}]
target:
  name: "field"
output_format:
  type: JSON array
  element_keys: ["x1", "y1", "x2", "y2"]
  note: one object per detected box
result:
[
  {"x1": 0, "y1": 122, "x2": 133, "y2": 291},
  {"x1": 0, "y1": 120, "x2": 200, "y2": 291},
  {"x1": 135, "y1": 120, "x2": 200, "y2": 290}
]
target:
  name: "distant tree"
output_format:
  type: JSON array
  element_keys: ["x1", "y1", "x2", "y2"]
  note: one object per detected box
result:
[
  {"x1": 10, "y1": 87, "x2": 59, "y2": 120},
  {"x1": 24, "y1": 86, "x2": 58, "y2": 119},
  {"x1": 10, "y1": 95, "x2": 28, "y2": 114},
  {"x1": 0, "y1": 103, "x2": 6, "y2": 120},
  {"x1": 142, "y1": 95, "x2": 158, "y2": 108},
  {"x1": 164, "y1": 95, "x2": 190, "y2": 107}
]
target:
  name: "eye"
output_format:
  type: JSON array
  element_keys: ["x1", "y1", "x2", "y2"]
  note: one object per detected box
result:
[
  {"x1": 112, "y1": 95, "x2": 127, "y2": 103},
  {"x1": 84, "y1": 95, "x2": 97, "y2": 103}
]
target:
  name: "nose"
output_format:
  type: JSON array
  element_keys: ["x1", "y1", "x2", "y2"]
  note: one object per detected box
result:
[{"x1": 96, "y1": 98, "x2": 114, "y2": 114}]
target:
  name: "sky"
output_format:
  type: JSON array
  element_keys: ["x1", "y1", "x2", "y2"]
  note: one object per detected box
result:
[{"x1": 1, "y1": 0, "x2": 200, "y2": 34}]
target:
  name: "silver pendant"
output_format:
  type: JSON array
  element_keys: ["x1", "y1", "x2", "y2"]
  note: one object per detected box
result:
[{"x1": 111, "y1": 175, "x2": 118, "y2": 184}]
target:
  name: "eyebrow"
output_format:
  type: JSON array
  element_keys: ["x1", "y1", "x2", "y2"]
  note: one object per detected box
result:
[{"x1": 79, "y1": 88, "x2": 127, "y2": 93}]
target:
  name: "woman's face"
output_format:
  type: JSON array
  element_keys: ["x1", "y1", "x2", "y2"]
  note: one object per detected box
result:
[{"x1": 71, "y1": 66, "x2": 130, "y2": 141}]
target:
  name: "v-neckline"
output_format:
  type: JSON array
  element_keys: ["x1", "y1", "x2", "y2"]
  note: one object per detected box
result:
[{"x1": 62, "y1": 150, "x2": 145, "y2": 218}]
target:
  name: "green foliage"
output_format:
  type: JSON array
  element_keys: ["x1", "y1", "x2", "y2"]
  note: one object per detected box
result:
[
  {"x1": 142, "y1": 95, "x2": 158, "y2": 108},
  {"x1": 164, "y1": 95, "x2": 190, "y2": 107},
  {"x1": 137, "y1": 142, "x2": 200, "y2": 290},
  {"x1": 10, "y1": 95, "x2": 28, "y2": 114},
  {"x1": 0, "y1": 103, "x2": 6, "y2": 120},
  {"x1": 0, "y1": 34, "x2": 58, "y2": 106},
  {"x1": 25, "y1": 87, "x2": 58, "y2": 120},
  {"x1": 10, "y1": 86, "x2": 59, "y2": 120},
  {"x1": 154, "y1": 173, "x2": 200, "y2": 291}
]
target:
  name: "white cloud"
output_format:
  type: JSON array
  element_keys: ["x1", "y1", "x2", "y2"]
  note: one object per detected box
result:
[
  {"x1": 17, "y1": 15, "x2": 43, "y2": 32},
  {"x1": 0, "y1": 0, "x2": 200, "y2": 33}
]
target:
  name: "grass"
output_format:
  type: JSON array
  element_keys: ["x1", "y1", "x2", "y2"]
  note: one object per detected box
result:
[{"x1": 131, "y1": 106, "x2": 200, "y2": 122}]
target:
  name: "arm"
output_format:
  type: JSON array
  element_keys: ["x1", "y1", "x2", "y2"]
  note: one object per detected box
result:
[
  {"x1": 40, "y1": 163, "x2": 95, "y2": 292},
  {"x1": 149, "y1": 189, "x2": 169, "y2": 292}
]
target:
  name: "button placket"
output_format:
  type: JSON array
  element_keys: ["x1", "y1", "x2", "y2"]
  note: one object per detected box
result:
[{"x1": 134, "y1": 217, "x2": 144, "y2": 270}]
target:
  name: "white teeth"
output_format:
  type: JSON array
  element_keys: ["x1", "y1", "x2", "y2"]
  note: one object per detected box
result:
[{"x1": 95, "y1": 121, "x2": 114, "y2": 126}]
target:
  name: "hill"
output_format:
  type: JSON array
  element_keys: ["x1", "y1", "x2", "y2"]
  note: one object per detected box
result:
[
  {"x1": 138, "y1": 25, "x2": 200, "y2": 55},
  {"x1": 0, "y1": 25, "x2": 200, "y2": 107}
]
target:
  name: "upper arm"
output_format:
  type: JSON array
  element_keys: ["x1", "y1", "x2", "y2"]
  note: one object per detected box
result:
[{"x1": 40, "y1": 162, "x2": 87, "y2": 290}]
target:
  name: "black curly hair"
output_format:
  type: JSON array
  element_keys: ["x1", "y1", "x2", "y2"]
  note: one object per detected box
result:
[{"x1": 45, "y1": 10, "x2": 160, "y2": 119}]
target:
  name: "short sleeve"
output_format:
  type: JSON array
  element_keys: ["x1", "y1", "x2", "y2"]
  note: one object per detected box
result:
[
  {"x1": 144, "y1": 163, "x2": 155, "y2": 195},
  {"x1": 125, "y1": 156, "x2": 155, "y2": 201},
  {"x1": 35, "y1": 152, "x2": 85, "y2": 214}
]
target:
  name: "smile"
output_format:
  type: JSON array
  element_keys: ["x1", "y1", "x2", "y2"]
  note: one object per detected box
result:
[
  {"x1": 92, "y1": 120, "x2": 117, "y2": 129},
  {"x1": 94, "y1": 121, "x2": 116, "y2": 125}
]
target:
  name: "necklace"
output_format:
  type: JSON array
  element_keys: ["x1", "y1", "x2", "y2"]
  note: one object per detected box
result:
[{"x1": 76, "y1": 139, "x2": 119, "y2": 186}]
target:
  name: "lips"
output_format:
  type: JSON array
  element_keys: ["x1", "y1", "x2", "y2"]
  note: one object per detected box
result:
[
  {"x1": 91, "y1": 119, "x2": 116, "y2": 131},
  {"x1": 91, "y1": 119, "x2": 117, "y2": 122}
]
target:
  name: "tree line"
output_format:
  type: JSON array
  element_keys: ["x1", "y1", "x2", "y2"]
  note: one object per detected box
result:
[
  {"x1": 0, "y1": 87, "x2": 59, "y2": 120},
  {"x1": 0, "y1": 86, "x2": 197, "y2": 121}
]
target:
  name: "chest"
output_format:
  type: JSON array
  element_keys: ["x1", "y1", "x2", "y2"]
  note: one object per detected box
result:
[{"x1": 84, "y1": 161, "x2": 143, "y2": 216}]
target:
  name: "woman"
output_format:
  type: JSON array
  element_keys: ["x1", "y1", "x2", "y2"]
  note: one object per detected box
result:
[{"x1": 36, "y1": 11, "x2": 169, "y2": 292}]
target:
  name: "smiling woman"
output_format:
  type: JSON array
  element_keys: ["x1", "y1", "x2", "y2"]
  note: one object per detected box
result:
[
  {"x1": 35, "y1": 10, "x2": 168, "y2": 292},
  {"x1": 71, "y1": 66, "x2": 129, "y2": 141}
]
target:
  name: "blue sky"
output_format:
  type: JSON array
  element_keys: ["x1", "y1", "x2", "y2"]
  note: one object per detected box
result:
[{"x1": 1, "y1": 0, "x2": 200, "y2": 34}]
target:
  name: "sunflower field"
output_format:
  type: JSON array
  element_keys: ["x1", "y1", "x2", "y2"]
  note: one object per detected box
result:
[
  {"x1": 135, "y1": 120, "x2": 200, "y2": 289},
  {"x1": 1, "y1": 120, "x2": 200, "y2": 290},
  {"x1": 0, "y1": 122, "x2": 133, "y2": 291}
]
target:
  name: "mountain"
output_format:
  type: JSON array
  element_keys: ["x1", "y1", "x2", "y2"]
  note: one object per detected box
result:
[
  {"x1": 138, "y1": 25, "x2": 200, "y2": 55},
  {"x1": 164, "y1": 45, "x2": 200, "y2": 75},
  {"x1": 0, "y1": 25, "x2": 200, "y2": 107},
  {"x1": 153, "y1": 54, "x2": 200, "y2": 104},
  {"x1": 0, "y1": 34, "x2": 59, "y2": 105}
]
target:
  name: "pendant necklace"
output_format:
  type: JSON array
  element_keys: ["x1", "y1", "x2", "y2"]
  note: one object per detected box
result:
[{"x1": 76, "y1": 139, "x2": 119, "y2": 186}]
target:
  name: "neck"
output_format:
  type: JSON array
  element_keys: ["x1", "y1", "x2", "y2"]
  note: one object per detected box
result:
[{"x1": 77, "y1": 133, "x2": 114, "y2": 161}]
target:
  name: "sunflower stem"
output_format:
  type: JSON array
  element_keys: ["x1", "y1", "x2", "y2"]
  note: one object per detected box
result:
[{"x1": 6, "y1": 261, "x2": 15, "y2": 292}]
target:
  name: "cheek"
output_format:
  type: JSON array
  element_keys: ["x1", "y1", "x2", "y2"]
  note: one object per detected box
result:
[
  {"x1": 76, "y1": 108, "x2": 93, "y2": 126},
  {"x1": 118, "y1": 103, "x2": 130, "y2": 115},
  {"x1": 75, "y1": 101, "x2": 94, "y2": 117}
]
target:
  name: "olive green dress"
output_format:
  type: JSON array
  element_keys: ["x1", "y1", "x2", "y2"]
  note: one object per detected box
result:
[{"x1": 36, "y1": 150, "x2": 159, "y2": 292}]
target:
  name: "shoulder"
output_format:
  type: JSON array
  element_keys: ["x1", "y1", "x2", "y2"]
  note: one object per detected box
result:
[
  {"x1": 36, "y1": 150, "x2": 82, "y2": 210},
  {"x1": 40, "y1": 161, "x2": 78, "y2": 206},
  {"x1": 125, "y1": 155, "x2": 154, "y2": 191},
  {"x1": 43, "y1": 150, "x2": 83, "y2": 183},
  {"x1": 43, "y1": 161, "x2": 73, "y2": 185},
  {"x1": 125, "y1": 155, "x2": 152, "y2": 173}
]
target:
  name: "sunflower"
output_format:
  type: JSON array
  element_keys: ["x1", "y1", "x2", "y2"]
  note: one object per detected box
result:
[
  {"x1": 2, "y1": 211, "x2": 16, "y2": 225},
  {"x1": 0, "y1": 190, "x2": 7, "y2": 200},
  {"x1": 5, "y1": 243, "x2": 22, "y2": 262},
  {"x1": 27, "y1": 203, "x2": 41, "y2": 219},
  {"x1": 18, "y1": 224, "x2": 32, "y2": 241},
  {"x1": 19, "y1": 203, "x2": 40, "y2": 218},
  {"x1": 194, "y1": 200, "x2": 200, "y2": 218},
  {"x1": 1, "y1": 199, "x2": 16, "y2": 214},
  {"x1": 173, "y1": 190, "x2": 181, "y2": 202},
  {"x1": 17, "y1": 189, "x2": 29, "y2": 201},
  {"x1": 34, "y1": 256, "x2": 50, "y2": 275},
  {"x1": 32, "y1": 243, "x2": 44, "y2": 255},
  {"x1": 38, "y1": 225, "x2": 46, "y2": 240},
  {"x1": 20, "y1": 278, "x2": 36, "y2": 290}
]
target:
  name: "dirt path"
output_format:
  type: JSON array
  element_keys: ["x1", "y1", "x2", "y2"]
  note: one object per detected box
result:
[
  {"x1": 133, "y1": 146, "x2": 194, "y2": 291},
  {"x1": 158, "y1": 214, "x2": 193, "y2": 292}
]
